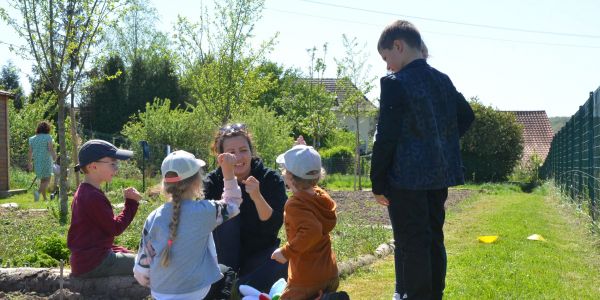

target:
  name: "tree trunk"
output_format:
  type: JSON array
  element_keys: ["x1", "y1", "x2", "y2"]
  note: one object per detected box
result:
[
  {"x1": 57, "y1": 93, "x2": 69, "y2": 224},
  {"x1": 70, "y1": 94, "x2": 80, "y2": 186},
  {"x1": 354, "y1": 117, "x2": 361, "y2": 191}
]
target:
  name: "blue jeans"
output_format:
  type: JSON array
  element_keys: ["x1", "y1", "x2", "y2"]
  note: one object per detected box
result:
[
  {"x1": 387, "y1": 188, "x2": 448, "y2": 300},
  {"x1": 214, "y1": 217, "x2": 288, "y2": 292}
]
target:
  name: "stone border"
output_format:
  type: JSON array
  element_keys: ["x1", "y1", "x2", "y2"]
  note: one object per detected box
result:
[{"x1": 338, "y1": 239, "x2": 395, "y2": 278}]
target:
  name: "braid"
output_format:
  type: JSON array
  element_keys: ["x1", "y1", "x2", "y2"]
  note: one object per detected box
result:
[
  {"x1": 160, "y1": 198, "x2": 182, "y2": 267},
  {"x1": 160, "y1": 171, "x2": 202, "y2": 267}
]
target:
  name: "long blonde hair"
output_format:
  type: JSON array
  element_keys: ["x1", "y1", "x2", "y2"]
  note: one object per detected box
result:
[{"x1": 159, "y1": 171, "x2": 202, "y2": 267}]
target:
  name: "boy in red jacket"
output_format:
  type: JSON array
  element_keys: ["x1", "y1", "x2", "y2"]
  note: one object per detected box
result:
[{"x1": 67, "y1": 140, "x2": 142, "y2": 277}]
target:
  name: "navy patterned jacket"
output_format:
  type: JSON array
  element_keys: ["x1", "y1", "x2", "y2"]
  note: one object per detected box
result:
[{"x1": 370, "y1": 59, "x2": 474, "y2": 193}]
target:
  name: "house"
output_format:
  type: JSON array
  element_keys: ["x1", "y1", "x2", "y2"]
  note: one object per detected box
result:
[
  {"x1": 304, "y1": 78, "x2": 377, "y2": 151},
  {"x1": 506, "y1": 110, "x2": 554, "y2": 164},
  {"x1": 1, "y1": 90, "x2": 13, "y2": 197}
]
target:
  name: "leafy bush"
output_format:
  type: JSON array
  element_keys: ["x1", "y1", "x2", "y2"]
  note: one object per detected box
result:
[
  {"x1": 510, "y1": 154, "x2": 543, "y2": 192},
  {"x1": 14, "y1": 252, "x2": 59, "y2": 267},
  {"x1": 232, "y1": 106, "x2": 294, "y2": 168},
  {"x1": 321, "y1": 146, "x2": 354, "y2": 174},
  {"x1": 322, "y1": 128, "x2": 356, "y2": 150},
  {"x1": 121, "y1": 98, "x2": 215, "y2": 174},
  {"x1": 35, "y1": 234, "x2": 70, "y2": 262},
  {"x1": 461, "y1": 101, "x2": 523, "y2": 182}
]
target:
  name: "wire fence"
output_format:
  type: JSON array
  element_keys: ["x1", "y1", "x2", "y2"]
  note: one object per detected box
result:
[{"x1": 541, "y1": 86, "x2": 600, "y2": 223}]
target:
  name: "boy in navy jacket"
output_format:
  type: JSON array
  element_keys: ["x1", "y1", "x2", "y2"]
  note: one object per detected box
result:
[{"x1": 370, "y1": 20, "x2": 474, "y2": 300}]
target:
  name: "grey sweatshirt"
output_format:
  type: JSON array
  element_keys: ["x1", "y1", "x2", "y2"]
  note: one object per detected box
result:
[{"x1": 134, "y1": 178, "x2": 242, "y2": 295}]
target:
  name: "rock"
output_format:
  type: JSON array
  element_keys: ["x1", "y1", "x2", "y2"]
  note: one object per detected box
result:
[{"x1": 1, "y1": 202, "x2": 19, "y2": 209}]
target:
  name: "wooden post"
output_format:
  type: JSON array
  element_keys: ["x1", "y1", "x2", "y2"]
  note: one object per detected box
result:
[{"x1": 0, "y1": 91, "x2": 13, "y2": 198}]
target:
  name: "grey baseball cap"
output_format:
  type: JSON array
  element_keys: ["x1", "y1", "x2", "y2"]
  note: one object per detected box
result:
[{"x1": 276, "y1": 145, "x2": 322, "y2": 179}]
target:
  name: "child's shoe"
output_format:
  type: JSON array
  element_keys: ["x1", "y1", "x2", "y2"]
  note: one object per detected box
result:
[{"x1": 34, "y1": 191, "x2": 40, "y2": 202}]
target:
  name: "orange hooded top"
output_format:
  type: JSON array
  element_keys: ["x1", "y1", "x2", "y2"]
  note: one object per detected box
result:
[{"x1": 281, "y1": 186, "x2": 338, "y2": 287}]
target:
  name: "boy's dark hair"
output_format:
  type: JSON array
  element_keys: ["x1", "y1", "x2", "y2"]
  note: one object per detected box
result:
[
  {"x1": 378, "y1": 20, "x2": 422, "y2": 51},
  {"x1": 36, "y1": 121, "x2": 51, "y2": 134}
]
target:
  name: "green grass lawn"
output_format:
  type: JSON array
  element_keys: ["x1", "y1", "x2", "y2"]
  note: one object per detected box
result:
[{"x1": 340, "y1": 183, "x2": 600, "y2": 299}]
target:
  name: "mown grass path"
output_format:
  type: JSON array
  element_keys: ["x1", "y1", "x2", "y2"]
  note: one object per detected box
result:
[{"x1": 339, "y1": 184, "x2": 600, "y2": 299}]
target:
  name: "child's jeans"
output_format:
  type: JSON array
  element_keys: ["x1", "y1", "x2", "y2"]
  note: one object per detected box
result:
[
  {"x1": 280, "y1": 276, "x2": 339, "y2": 300},
  {"x1": 387, "y1": 187, "x2": 448, "y2": 300},
  {"x1": 78, "y1": 251, "x2": 135, "y2": 278}
]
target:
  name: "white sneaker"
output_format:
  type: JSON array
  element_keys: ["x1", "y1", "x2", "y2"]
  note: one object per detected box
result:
[
  {"x1": 34, "y1": 191, "x2": 40, "y2": 202},
  {"x1": 393, "y1": 292, "x2": 407, "y2": 300}
]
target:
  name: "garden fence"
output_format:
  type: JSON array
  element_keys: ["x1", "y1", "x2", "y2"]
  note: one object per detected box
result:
[{"x1": 541, "y1": 86, "x2": 600, "y2": 223}]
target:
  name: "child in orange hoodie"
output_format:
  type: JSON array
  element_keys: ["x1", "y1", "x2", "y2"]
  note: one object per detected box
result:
[{"x1": 271, "y1": 143, "x2": 339, "y2": 300}]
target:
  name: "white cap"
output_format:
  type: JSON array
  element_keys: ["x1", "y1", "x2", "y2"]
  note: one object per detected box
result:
[
  {"x1": 276, "y1": 145, "x2": 322, "y2": 179},
  {"x1": 161, "y1": 150, "x2": 206, "y2": 183}
]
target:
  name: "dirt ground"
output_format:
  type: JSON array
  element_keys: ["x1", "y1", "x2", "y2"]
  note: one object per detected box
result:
[{"x1": 329, "y1": 188, "x2": 475, "y2": 226}]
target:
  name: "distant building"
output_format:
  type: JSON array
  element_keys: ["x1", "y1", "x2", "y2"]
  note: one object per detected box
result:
[
  {"x1": 506, "y1": 110, "x2": 554, "y2": 163},
  {"x1": 303, "y1": 78, "x2": 377, "y2": 151}
]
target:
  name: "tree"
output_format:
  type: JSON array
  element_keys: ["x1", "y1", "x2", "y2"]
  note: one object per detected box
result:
[
  {"x1": 460, "y1": 99, "x2": 524, "y2": 182},
  {"x1": 121, "y1": 98, "x2": 214, "y2": 172},
  {"x1": 1, "y1": 0, "x2": 124, "y2": 223},
  {"x1": 277, "y1": 44, "x2": 338, "y2": 148},
  {"x1": 335, "y1": 34, "x2": 376, "y2": 190},
  {"x1": 0, "y1": 61, "x2": 25, "y2": 109},
  {"x1": 80, "y1": 54, "x2": 128, "y2": 134},
  {"x1": 101, "y1": 0, "x2": 168, "y2": 66},
  {"x1": 175, "y1": 0, "x2": 277, "y2": 126}
]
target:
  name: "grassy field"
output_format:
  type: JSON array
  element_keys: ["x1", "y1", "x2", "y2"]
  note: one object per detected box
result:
[
  {"x1": 340, "y1": 183, "x2": 600, "y2": 299},
  {"x1": 0, "y1": 187, "x2": 391, "y2": 267},
  {"x1": 321, "y1": 173, "x2": 372, "y2": 191}
]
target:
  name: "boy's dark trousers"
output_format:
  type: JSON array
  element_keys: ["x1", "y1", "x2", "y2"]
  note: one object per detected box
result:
[{"x1": 387, "y1": 187, "x2": 448, "y2": 300}]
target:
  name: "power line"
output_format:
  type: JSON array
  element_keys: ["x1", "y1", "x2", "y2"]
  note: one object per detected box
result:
[
  {"x1": 300, "y1": 0, "x2": 600, "y2": 39},
  {"x1": 265, "y1": 7, "x2": 600, "y2": 49}
]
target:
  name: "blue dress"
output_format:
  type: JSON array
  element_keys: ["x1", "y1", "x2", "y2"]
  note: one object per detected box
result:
[{"x1": 29, "y1": 134, "x2": 53, "y2": 179}]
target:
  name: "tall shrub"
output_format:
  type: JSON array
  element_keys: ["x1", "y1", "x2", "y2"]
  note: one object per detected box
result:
[
  {"x1": 121, "y1": 98, "x2": 214, "y2": 174},
  {"x1": 460, "y1": 101, "x2": 523, "y2": 182}
]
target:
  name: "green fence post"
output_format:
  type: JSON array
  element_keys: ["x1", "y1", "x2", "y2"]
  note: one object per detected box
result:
[
  {"x1": 579, "y1": 107, "x2": 584, "y2": 199},
  {"x1": 588, "y1": 94, "x2": 595, "y2": 220}
]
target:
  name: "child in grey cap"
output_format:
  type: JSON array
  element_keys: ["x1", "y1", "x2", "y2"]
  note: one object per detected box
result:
[{"x1": 271, "y1": 139, "x2": 343, "y2": 300}]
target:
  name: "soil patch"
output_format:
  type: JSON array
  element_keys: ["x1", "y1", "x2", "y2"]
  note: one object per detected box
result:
[{"x1": 328, "y1": 188, "x2": 475, "y2": 226}]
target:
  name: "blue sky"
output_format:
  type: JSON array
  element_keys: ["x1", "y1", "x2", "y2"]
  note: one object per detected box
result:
[{"x1": 2, "y1": 0, "x2": 600, "y2": 117}]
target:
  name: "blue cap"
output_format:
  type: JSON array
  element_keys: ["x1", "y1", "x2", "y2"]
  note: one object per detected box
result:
[{"x1": 75, "y1": 139, "x2": 133, "y2": 171}]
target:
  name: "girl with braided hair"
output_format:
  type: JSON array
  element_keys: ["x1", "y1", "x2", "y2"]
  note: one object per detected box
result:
[{"x1": 134, "y1": 150, "x2": 242, "y2": 300}]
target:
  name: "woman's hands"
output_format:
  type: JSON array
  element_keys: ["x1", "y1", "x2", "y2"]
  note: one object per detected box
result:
[
  {"x1": 218, "y1": 153, "x2": 237, "y2": 180},
  {"x1": 243, "y1": 175, "x2": 274, "y2": 221},
  {"x1": 242, "y1": 176, "x2": 260, "y2": 199}
]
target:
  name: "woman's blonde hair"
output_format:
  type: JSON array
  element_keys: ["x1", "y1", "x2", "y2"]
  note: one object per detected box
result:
[{"x1": 159, "y1": 171, "x2": 203, "y2": 267}]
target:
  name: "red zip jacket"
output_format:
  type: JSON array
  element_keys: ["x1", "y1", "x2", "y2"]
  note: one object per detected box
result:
[{"x1": 67, "y1": 183, "x2": 139, "y2": 276}]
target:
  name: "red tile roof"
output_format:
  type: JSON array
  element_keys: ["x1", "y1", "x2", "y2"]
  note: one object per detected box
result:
[{"x1": 506, "y1": 111, "x2": 554, "y2": 163}]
